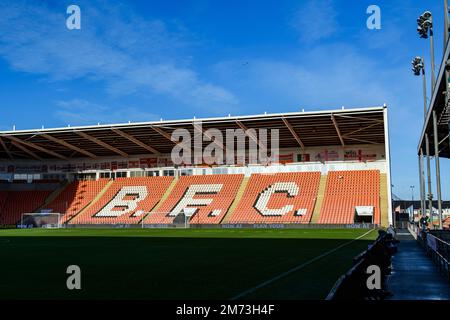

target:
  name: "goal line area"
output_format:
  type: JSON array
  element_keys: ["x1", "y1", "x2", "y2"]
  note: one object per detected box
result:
[
  {"x1": 19, "y1": 212, "x2": 62, "y2": 229},
  {"x1": 139, "y1": 210, "x2": 194, "y2": 229}
]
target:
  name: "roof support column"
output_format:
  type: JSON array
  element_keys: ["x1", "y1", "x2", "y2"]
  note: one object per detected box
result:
[
  {"x1": 425, "y1": 134, "x2": 433, "y2": 226},
  {"x1": 433, "y1": 111, "x2": 443, "y2": 229},
  {"x1": 0, "y1": 137, "x2": 13, "y2": 159},
  {"x1": 331, "y1": 114, "x2": 345, "y2": 146},
  {"x1": 418, "y1": 149, "x2": 426, "y2": 218},
  {"x1": 445, "y1": 0, "x2": 450, "y2": 44}
]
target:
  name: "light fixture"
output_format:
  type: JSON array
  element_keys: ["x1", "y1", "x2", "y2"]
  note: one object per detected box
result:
[
  {"x1": 411, "y1": 56, "x2": 424, "y2": 75},
  {"x1": 417, "y1": 11, "x2": 433, "y2": 38}
]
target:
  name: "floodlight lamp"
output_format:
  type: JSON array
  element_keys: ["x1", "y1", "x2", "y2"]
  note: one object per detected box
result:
[
  {"x1": 423, "y1": 20, "x2": 432, "y2": 28},
  {"x1": 422, "y1": 11, "x2": 432, "y2": 20},
  {"x1": 411, "y1": 57, "x2": 424, "y2": 75},
  {"x1": 417, "y1": 11, "x2": 432, "y2": 38}
]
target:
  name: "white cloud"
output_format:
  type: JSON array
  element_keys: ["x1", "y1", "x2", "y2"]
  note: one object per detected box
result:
[
  {"x1": 215, "y1": 44, "x2": 397, "y2": 109},
  {"x1": 213, "y1": 37, "x2": 430, "y2": 200},
  {"x1": 0, "y1": 1, "x2": 237, "y2": 113},
  {"x1": 291, "y1": 0, "x2": 338, "y2": 42},
  {"x1": 55, "y1": 99, "x2": 159, "y2": 125}
]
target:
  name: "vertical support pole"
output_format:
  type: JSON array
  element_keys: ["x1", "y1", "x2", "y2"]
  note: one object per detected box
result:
[
  {"x1": 425, "y1": 134, "x2": 433, "y2": 226},
  {"x1": 383, "y1": 106, "x2": 393, "y2": 227},
  {"x1": 432, "y1": 111, "x2": 443, "y2": 229},
  {"x1": 418, "y1": 150, "x2": 426, "y2": 219},
  {"x1": 445, "y1": 0, "x2": 449, "y2": 45},
  {"x1": 422, "y1": 59, "x2": 428, "y2": 119},
  {"x1": 430, "y1": 26, "x2": 436, "y2": 90}
]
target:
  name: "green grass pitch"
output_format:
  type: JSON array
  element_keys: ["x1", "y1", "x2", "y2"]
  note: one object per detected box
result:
[{"x1": 0, "y1": 228, "x2": 377, "y2": 300}]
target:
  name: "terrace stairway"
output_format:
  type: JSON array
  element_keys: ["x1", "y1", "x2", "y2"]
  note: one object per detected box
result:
[
  {"x1": 310, "y1": 174, "x2": 327, "y2": 223},
  {"x1": 221, "y1": 176, "x2": 249, "y2": 223},
  {"x1": 65, "y1": 179, "x2": 114, "y2": 223},
  {"x1": 39, "y1": 180, "x2": 70, "y2": 211},
  {"x1": 148, "y1": 177, "x2": 179, "y2": 215},
  {"x1": 387, "y1": 236, "x2": 450, "y2": 300}
]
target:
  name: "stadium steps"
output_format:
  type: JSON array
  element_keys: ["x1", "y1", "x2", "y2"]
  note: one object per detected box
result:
[
  {"x1": 387, "y1": 239, "x2": 450, "y2": 299},
  {"x1": 65, "y1": 179, "x2": 114, "y2": 223},
  {"x1": 310, "y1": 174, "x2": 327, "y2": 223},
  {"x1": 38, "y1": 180, "x2": 70, "y2": 211},
  {"x1": 380, "y1": 173, "x2": 389, "y2": 227},
  {"x1": 221, "y1": 176, "x2": 249, "y2": 223},
  {"x1": 148, "y1": 177, "x2": 179, "y2": 214}
]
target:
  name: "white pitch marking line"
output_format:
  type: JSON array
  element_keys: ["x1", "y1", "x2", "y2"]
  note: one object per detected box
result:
[{"x1": 230, "y1": 229, "x2": 375, "y2": 300}]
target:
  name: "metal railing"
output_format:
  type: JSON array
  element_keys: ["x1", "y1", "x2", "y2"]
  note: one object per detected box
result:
[
  {"x1": 326, "y1": 231, "x2": 395, "y2": 300},
  {"x1": 425, "y1": 233, "x2": 450, "y2": 282},
  {"x1": 407, "y1": 222, "x2": 419, "y2": 240},
  {"x1": 411, "y1": 222, "x2": 450, "y2": 282}
]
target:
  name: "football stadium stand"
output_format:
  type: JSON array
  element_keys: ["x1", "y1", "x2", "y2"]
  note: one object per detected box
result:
[
  {"x1": 0, "y1": 170, "x2": 386, "y2": 226},
  {"x1": 45, "y1": 179, "x2": 109, "y2": 223},
  {"x1": 146, "y1": 174, "x2": 243, "y2": 224},
  {"x1": 318, "y1": 170, "x2": 380, "y2": 224},
  {"x1": 227, "y1": 172, "x2": 321, "y2": 223},
  {"x1": 0, "y1": 190, "x2": 52, "y2": 225},
  {"x1": 69, "y1": 176, "x2": 173, "y2": 224},
  {"x1": 0, "y1": 106, "x2": 392, "y2": 227}
]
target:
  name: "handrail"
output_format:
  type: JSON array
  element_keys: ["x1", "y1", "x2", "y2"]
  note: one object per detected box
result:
[
  {"x1": 415, "y1": 227, "x2": 450, "y2": 282},
  {"x1": 326, "y1": 231, "x2": 395, "y2": 300},
  {"x1": 428, "y1": 233, "x2": 450, "y2": 247},
  {"x1": 407, "y1": 222, "x2": 418, "y2": 240}
]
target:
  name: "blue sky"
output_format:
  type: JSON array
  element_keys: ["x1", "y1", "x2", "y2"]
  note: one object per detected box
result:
[{"x1": 0, "y1": 0, "x2": 448, "y2": 200}]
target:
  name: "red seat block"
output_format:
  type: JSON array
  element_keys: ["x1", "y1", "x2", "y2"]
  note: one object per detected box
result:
[
  {"x1": 45, "y1": 179, "x2": 109, "y2": 223},
  {"x1": 69, "y1": 176, "x2": 174, "y2": 225},
  {"x1": 146, "y1": 174, "x2": 244, "y2": 224},
  {"x1": 0, "y1": 191, "x2": 51, "y2": 225},
  {"x1": 318, "y1": 170, "x2": 380, "y2": 224},
  {"x1": 227, "y1": 172, "x2": 321, "y2": 224}
]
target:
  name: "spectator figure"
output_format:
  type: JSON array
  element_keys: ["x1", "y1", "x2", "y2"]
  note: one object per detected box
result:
[{"x1": 419, "y1": 215, "x2": 429, "y2": 231}]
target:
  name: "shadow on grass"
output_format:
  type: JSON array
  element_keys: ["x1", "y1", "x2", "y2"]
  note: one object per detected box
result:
[{"x1": 0, "y1": 236, "x2": 374, "y2": 300}]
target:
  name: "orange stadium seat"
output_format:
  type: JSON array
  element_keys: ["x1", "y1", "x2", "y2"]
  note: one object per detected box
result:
[
  {"x1": 443, "y1": 217, "x2": 450, "y2": 230},
  {"x1": 0, "y1": 191, "x2": 52, "y2": 225},
  {"x1": 69, "y1": 176, "x2": 174, "y2": 224},
  {"x1": 146, "y1": 174, "x2": 244, "y2": 224},
  {"x1": 227, "y1": 172, "x2": 321, "y2": 224},
  {"x1": 318, "y1": 170, "x2": 380, "y2": 224},
  {"x1": 45, "y1": 179, "x2": 109, "y2": 223}
]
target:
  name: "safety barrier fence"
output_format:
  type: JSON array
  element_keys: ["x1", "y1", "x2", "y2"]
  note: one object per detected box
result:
[
  {"x1": 412, "y1": 222, "x2": 450, "y2": 282},
  {"x1": 326, "y1": 231, "x2": 395, "y2": 300}
]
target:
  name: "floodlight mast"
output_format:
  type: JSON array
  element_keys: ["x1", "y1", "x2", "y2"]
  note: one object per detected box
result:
[
  {"x1": 411, "y1": 56, "x2": 427, "y2": 118},
  {"x1": 417, "y1": 11, "x2": 436, "y2": 89},
  {"x1": 415, "y1": 9, "x2": 445, "y2": 229},
  {"x1": 433, "y1": 110, "x2": 444, "y2": 229},
  {"x1": 418, "y1": 149, "x2": 426, "y2": 220},
  {"x1": 411, "y1": 56, "x2": 428, "y2": 219}
]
